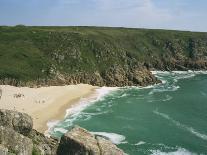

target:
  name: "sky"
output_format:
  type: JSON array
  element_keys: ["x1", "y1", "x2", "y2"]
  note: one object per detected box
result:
[{"x1": 0, "y1": 0, "x2": 207, "y2": 32}]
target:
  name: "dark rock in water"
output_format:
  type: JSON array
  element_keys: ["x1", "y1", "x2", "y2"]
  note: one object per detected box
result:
[
  {"x1": 57, "y1": 126, "x2": 125, "y2": 155},
  {"x1": 0, "y1": 109, "x2": 33, "y2": 136},
  {"x1": 0, "y1": 126, "x2": 33, "y2": 155}
]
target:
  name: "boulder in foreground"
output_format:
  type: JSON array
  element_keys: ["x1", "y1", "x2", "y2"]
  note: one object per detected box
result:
[
  {"x1": 0, "y1": 109, "x2": 33, "y2": 136},
  {"x1": 57, "y1": 126, "x2": 125, "y2": 155}
]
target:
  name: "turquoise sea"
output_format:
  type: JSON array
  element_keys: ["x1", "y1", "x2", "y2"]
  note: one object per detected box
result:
[{"x1": 49, "y1": 71, "x2": 207, "y2": 155}]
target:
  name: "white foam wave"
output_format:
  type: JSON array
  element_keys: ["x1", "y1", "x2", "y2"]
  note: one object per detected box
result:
[
  {"x1": 162, "y1": 95, "x2": 173, "y2": 102},
  {"x1": 153, "y1": 110, "x2": 207, "y2": 141},
  {"x1": 45, "y1": 120, "x2": 61, "y2": 136},
  {"x1": 54, "y1": 128, "x2": 68, "y2": 134},
  {"x1": 47, "y1": 87, "x2": 119, "y2": 136},
  {"x1": 151, "y1": 148, "x2": 197, "y2": 155},
  {"x1": 90, "y1": 132, "x2": 126, "y2": 145},
  {"x1": 149, "y1": 85, "x2": 180, "y2": 95},
  {"x1": 134, "y1": 141, "x2": 146, "y2": 146},
  {"x1": 65, "y1": 87, "x2": 119, "y2": 118},
  {"x1": 151, "y1": 70, "x2": 207, "y2": 75}
]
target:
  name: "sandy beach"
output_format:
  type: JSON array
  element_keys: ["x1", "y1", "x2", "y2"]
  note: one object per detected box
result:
[{"x1": 0, "y1": 84, "x2": 98, "y2": 133}]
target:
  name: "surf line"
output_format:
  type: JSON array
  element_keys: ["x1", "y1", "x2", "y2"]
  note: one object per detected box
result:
[{"x1": 153, "y1": 109, "x2": 207, "y2": 141}]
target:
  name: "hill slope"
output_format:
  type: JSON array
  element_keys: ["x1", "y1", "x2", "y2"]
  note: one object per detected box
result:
[{"x1": 0, "y1": 26, "x2": 207, "y2": 86}]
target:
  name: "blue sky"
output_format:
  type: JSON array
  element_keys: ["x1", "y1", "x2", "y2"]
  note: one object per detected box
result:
[{"x1": 0, "y1": 0, "x2": 207, "y2": 31}]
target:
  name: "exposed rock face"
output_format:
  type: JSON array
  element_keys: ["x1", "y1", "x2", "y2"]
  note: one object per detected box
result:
[
  {"x1": 0, "y1": 110, "x2": 126, "y2": 155},
  {"x1": 0, "y1": 145, "x2": 15, "y2": 155},
  {"x1": 57, "y1": 126, "x2": 125, "y2": 155},
  {"x1": 28, "y1": 129, "x2": 59, "y2": 155},
  {"x1": 0, "y1": 109, "x2": 33, "y2": 136},
  {"x1": 0, "y1": 126, "x2": 33, "y2": 155},
  {"x1": 96, "y1": 136, "x2": 125, "y2": 155}
]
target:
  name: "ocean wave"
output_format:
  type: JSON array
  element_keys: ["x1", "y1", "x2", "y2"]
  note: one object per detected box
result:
[
  {"x1": 162, "y1": 95, "x2": 173, "y2": 102},
  {"x1": 147, "y1": 95, "x2": 173, "y2": 103},
  {"x1": 47, "y1": 87, "x2": 119, "y2": 136},
  {"x1": 152, "y1": 70, "x2": 207, "y2": 83},
  {"x1": 150, "y1": 148, "x2": 197, "y2": 155},
  {"x1": 53, "y1": 128, "x2": 68, "y2": 134},
  {"x1": 65, "y1": 87, "x2": 119, "y2": 117},
  {"x1": 45, "y1": 120, "x2": 61, "y2": 136},
  {"x1": 90, "y1": 132, "x2": 127, "y2": 145},
  {"x1": 134, "y1": 141, "x2": 146, "y2": 146},
  {"x1": 151, "y1": 70, "x2": 207, "y2": 75},
  {"x1": 149, "y1": 85, "x2": 180, "y2": 95},
  {"x1": 200, "y1": 91, "x2": 207, "y2": 96},
  {"x1": 153, "y1": 110, "x2": 207, "y2": 141}
]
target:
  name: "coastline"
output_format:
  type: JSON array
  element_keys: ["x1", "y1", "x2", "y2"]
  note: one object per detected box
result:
[{"x1": 0, "y1": 84, "x2": 98, "y2": 133}]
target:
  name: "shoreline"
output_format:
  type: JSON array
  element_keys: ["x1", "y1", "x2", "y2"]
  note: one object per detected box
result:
[
  {"x1": 0, "y1": 84, "x2": 98, "y2": 133},
  {"x1": 46, "y1": 86, "x2": 120, "y2": 136}
]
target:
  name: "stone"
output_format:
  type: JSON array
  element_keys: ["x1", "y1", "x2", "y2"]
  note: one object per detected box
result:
[
  {"x1": 96, "y1": 136, "x2": 125, "y2": 155},
  {"x1": 28, "y1": 129, "x2": 59, "y2": 155},
  {"x1": 0, "y1": 126, "x2": 33, "y2": 155},
  {"x1": 57, "y1": 126, "x2": 125, "y2": 155},
  {"x1": 0, "y1": 109, "x2": 33, "y2": 136}
]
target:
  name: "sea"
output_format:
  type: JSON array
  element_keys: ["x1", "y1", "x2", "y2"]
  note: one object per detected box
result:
[{"x1": 48, "y1": 71, "x2": 207, "y2": 155}]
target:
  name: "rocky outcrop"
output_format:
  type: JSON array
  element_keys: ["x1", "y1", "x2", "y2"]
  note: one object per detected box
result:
[
  {"x1": 0, "y1": 109, "x2": 33, "y2": 136},
  {"x1": 0, "y1": 66, "x2": 160, "y2": 88},
  {"x1": 28, "y1": 129, "x2": 59, "y2": 155},
  {"x1": 57, "y1": 126, "x2": 125, "y2": 155},
  {"x1": 0, "y1": 110, "x2": 126, "y2": 155},
  {"x1": 0, "y1": 126, "x2": 33, "y2": 155}
]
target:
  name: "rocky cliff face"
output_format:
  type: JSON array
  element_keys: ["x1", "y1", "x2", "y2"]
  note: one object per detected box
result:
[
  {"x1": 0, "y1": 109, "x2": 125, "y2": 155},
  {"x1": 3, "y1": 27, "x2": 207, "y2": 88},
  {"x1": 0, "y1": 66, "x2": 160, "y2": 87}
]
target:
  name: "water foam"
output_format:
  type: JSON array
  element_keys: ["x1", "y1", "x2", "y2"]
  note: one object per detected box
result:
[
  {"x1": 151, "y1": 70, "x2": 207, "y2": 75},
  {"x1": 53, "y1": 128, "x2": 68, "y2": 134},
  {"x1": 153, "y1": 110, "x2": 207, "y2": 141},
  {"x1": 134, "y1": 141, "x2": 146, "y2": 146},
  {"x1": 149, "y1": 85, "x2": 180, "y2": 95},
  {"x1": 45, "y1": 120, "x2": 61, "y2": 136},
  {"x1": 65, "y1": 87, "x2": 118, "y2": 117},
  {"x1": 151, "y1": 148, "x2": 197, "y2": 155},
  {"x1": 90, "y1": 132, "x2": 126, "y2": 145},
  {"x1": 47, "y1": 87, "x2": 119, "y2": 136}
]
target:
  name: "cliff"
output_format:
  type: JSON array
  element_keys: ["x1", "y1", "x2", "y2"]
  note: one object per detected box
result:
[
  {"x1": 0, "y1": 109, "x2": 125, "y2": 155},
  {"x1": 0, "y1": 26, "x2": 207, "y2": 87}
]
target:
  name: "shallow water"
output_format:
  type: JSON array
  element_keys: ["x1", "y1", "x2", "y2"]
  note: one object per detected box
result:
[{"x1": 50, "y1": 71, "x2": 207, "y2": 155}]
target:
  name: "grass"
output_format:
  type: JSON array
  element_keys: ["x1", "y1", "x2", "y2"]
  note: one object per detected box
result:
[{"x1": 0, "y1": 26, "x2": 207, "y2": 83}]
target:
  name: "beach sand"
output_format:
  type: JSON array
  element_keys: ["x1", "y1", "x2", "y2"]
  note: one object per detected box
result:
[{"x1": 0, "y1": 84, "x2": 98, "y2": 133}]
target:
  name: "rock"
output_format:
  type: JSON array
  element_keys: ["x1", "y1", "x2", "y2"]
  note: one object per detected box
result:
[
  {"x1": 0, "y1": 109, "x2": 33, "y2": 136},
  {"x1": 28, "y1": 129, "x2": 59, "y2": 155},
  {"x1": 0, "y1": 126, "x2": 33, "y2": 155},
  {"x1": 57, "y1": 126, "x2": 125, "y2": 155},
  {"x1": 0, "y1": 145, "x2": 15, "y2": 155},
  {"x1": 96, "y1": 136, "x2": 125, "y2": 155}
]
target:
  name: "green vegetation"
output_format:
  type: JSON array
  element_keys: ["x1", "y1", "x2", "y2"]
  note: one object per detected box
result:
[
  {"x1": 0, "y1": 26, "x2": 207, "y2": 83},
  {"x1": 32, "y1": 147, "x2": 41, "y2": 155}
]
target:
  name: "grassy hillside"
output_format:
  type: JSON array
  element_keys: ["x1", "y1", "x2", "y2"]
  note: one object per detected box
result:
[{"x1": 0, "y1": 26, "x2": 207, "y2": 85}]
